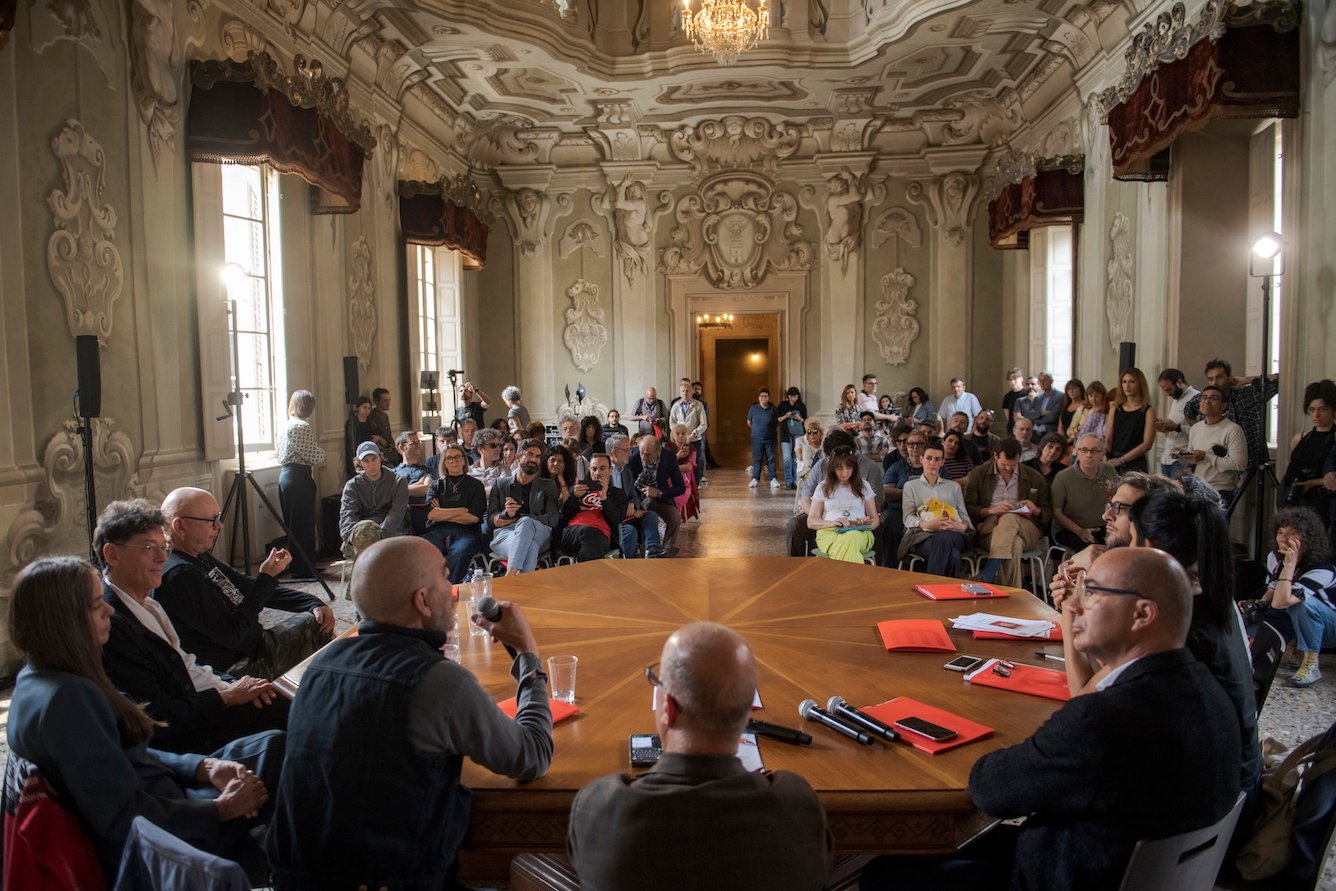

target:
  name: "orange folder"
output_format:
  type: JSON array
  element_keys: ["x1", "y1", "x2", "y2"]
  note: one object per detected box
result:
[
  {"x1": 965, "y1": 658, "x2": 1071, "y2": 701},
  {"x1": 913, "y1": 583, "x2": 1010, "y2": 601},
  {"x1": 972, "y1": 625, "x2": 1063, "y2": 641},
  {"x1": 498, "y1": 697, "x2": 580, "y2": 724},
  {"x1": 875, "y1": 619, "x2": 956, "y2": 653},
  {"x1": 860, "y1": 696, "x2": 994, "y2": 755}
]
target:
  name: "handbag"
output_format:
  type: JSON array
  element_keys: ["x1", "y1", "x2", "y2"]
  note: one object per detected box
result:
[
  {"x1": 1235, "y1": 725, "x2": 1336, "y2": 879},
  {"x1": 785, "y1": 417, "x2": 806, "y2": 438}
]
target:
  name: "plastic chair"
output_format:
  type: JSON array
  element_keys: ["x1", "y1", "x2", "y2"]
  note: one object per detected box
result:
[
  {"x1": 1249, "y1": 621, "x2": 1286, "y2": 715},
  {"x1": 1116, "y1": 790, "x2": 1246, "y2": 891},
  {"x1": 964, "y1": 537, "x2": 1051, "y2": 599}
]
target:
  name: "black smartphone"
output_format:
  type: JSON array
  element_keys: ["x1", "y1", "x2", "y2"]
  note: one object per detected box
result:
[
  {"x1": 893, "y1": 716, "x2": 958, "y2": 742},
  {"x1": 587, "y1": 481, "x2": 602, "y2": 492},
  {"x1": 629, "y1": 733, "x2": 663, "y2": 767}
]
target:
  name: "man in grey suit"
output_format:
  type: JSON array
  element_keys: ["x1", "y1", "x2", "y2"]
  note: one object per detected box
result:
[
  {"x1": 568, "y1": 623, "x2": 831, "y2": 890},
  {"x1": 486, "y1": 439, "x2": 560, "y2": 575}
]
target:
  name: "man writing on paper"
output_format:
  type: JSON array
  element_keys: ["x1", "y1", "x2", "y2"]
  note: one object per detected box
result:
[
  {"x1": 963, "y1": 438, "x2": 1051, "y2": 588},
  {"x1": 860, "y1": 548, "x2": 1242, "y2": 890},
  {"x1": 267, "y1": 536, "x2": 552, "y2": 889},
  {"x1": 569, "y1": 622, "x2": 831, "y2": 890}
]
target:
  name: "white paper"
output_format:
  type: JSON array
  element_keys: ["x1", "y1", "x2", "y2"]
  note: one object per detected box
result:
[
  {"x1": 736, "y1": 732, "x2": 765, "y2": 772},
  {"x1": 948, "y1": 612, "x2": 1055, "y2": 638}
]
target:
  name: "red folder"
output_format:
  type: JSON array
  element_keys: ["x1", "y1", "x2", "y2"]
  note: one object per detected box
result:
[
  {"x1": 965, "y1": 658, "x2": 1071, "y2": 701},
  {"x1": 875, "y1": 620, "x2": 956, "y2": 652},
  {"x1": 498, "y1": 697, "x2": 580, "y2": 723},
  {"x1": 972, "y1": 625, "x2": 1063, "y2": 641},
  {"x1": 914, "y1": 583, "x2": 1010, "y2": 601},
  {"x1": 860, "y1": 696, "x2": 994, "y2": 754}
]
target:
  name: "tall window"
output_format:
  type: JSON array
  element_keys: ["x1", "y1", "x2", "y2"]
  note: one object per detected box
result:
[
  {"x1": 1043, "y1": 226, "x2": 1075, "y2": 385},
  {"x1": 220, "y1": 164, "x2": 286, "y2": 453},
  {"x1": 409, "y1": 244, "x2": 462, "y2": 429}
]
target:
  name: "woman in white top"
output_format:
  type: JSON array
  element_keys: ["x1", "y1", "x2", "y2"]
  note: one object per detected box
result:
[
  {"x1": 806, "y1": 451, "x2": 879, "y2": 563},
  {"x1": 899, "y1": 441, "x2": 973, "y2": 577},
  {"x1": 793, "y1": 420, "x2": 825, "y2": 508},
  {"x1": 276, "y1": 389, "x2": 325, "y2": 577}
]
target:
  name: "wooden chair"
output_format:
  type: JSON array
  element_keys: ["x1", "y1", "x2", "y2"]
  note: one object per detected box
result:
[
  {"x1": 1249, "y1": 621, "x2": 1286, "y2": 715},
  {"x1": 1115, "y1": 790, "x2": 1246, "y2": 891}
]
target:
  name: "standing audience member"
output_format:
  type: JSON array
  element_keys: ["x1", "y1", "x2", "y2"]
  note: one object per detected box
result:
[
  {"x1": 158, "y1": 487, "x2": 333, "y2": 680},
  {"x1": 806, "y1": 452, "x2": 879, "y2": 563},
  {"x1": 667, "y1": 380, "x2": 709, "y2": 483},
  {"x1": 1184, "y1": 357, "x2": 1280, "y2": 472},
  {"x1": 692, "y1": 381, "x2": 722, "y2": 469},
  {"x1": 267, "y1": 537, "x2": 552, "y2": 889},
  {"x1": 939, "y1": 378, "x2": 984, "y2": 435},
  {"x1": 1025, "y1": 433, "x2": 1067, "y2": 487},
  {"x1": 746, "y1": 387, "x2": 781, "y2": 489},
  {"x1": 394, "y1": 432, "x2": 435, "y2": 535},
  {"x1": 345, "y1": 395, "x2": 375, "y2": 477},
  {"x1": 969, "y1": 409, "x2": 1000, "y2": 457},
  {"x1": 1181, "y1": 385, "x2": 1247, "y2": 505},
  {"x1": 1247, "y1": 507, "x2": 1336, "y2": 688},
  {"x1": 456, "y1": 381, "x2": 490, "y2": 427},
  {"x1": 629, "y1": 435, "x2": 686, "y2": 548},
  {"x1": 424, "y1": 444, "x2": 487, "y2": 583},
  {"x1": 1050, "y1": 435, "x2": 1116, "y2": 552},
  {"x1": 488, "y1": 440, "x2": 561, "y2": 575},
  {"x1": 1029, "y1": 372, "x2": 1065, "y2": 436},
  {"x1": 899, "y1": 439, "x2": 972, "y2": 577},
  {"x1": 368, "y1": 388, "x2": 398, "y2": 466},
  {"x1": 1001, "y1": 367, "x2": 1026, "y2": 435},
  {"x1": 558, "y1": 453, "x2": 628, "y2": 562},
  {"x1": 1156, "y1": 368, "x2": 1199, "y2": 477},
  {"x1": 1058, "y1": 379, "x2": 1085, "y2": 441},
  {"x1": 778, "y1": 386, "x2": 808, "y2": 490},
  {"x1": 964, "y1": 439, "x2": 1051, "y2": 587},
  {"x1": 339, "y1": 442, "x2": 409, "y2": 555},
  {"x1": 1282, "y1": 380, "x2": 1336, "y2": 525},
  {"x1": 276, "y1": 389, "x2": 325, "y2": 576},
  {"x1": 7, "y1": 557, "x2": 283, "y2": 883},
  {"x1": 502, "y1": 385, "x2": 529, "y2": 435},
  {"x1": 569, "y1": 624, "x2": 830, "y2": 891},
  {"x1": 1106, "y1": 368, "x2": 1157, "y2": 473},
  {"x1": 905, "y1": 387, "x2": 936, "y2": 428}
]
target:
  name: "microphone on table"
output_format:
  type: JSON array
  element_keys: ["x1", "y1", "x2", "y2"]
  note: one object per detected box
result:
[
  {"x1": 798, "y1": 699, "x2": 876, "y2": 746},
  {"x1": 747, "y1": 718, "x2": 812, "y2": 746},
  {"x1": 826, "y1": 696, "x2": 899, "y2": 744},
  {"x1": 474, "y1": 596, "x2": 518, "y2": 660}
]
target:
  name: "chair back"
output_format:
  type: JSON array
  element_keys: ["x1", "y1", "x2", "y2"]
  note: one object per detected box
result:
[
  {"x1": 1117, "y1": 791, "x2": 1247, "y2": 891},
  {"x1": 112, "y1": 817, "x2": 249, "y2": 891},
  {"x1": 1249, "y1": 621, "x2": 1286, "y2": 714},
  {"x1": 3, "y1": 754, "x2": 107, "y2": 891}
]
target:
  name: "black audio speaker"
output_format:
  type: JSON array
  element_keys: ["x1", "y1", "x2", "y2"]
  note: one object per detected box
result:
[
  {"x1": 76, "y1": 334, "x2": 102, "y2": 418},
  {"x1": 343, "y1": 356, "x2": 360, "y2": 406},
  {"x1": 420, "y1": 370, "x2": 439, "y2": 390},
  {"x1": 1118, "y1": 342, "x2": 1136, "y2": 374}
]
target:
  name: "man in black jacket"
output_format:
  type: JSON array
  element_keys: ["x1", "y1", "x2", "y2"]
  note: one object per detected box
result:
[
  {"x1": 157, "y1": 487, "x2": 334, "y2": 679},
  {"x1": 558, "y1": 453, "x2": 628, "y2": 562},
  {"x1": 628, "y1": 435, "x2": 686, "y2": 549}
]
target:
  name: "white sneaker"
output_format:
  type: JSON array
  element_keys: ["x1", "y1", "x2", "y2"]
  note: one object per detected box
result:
[
  {"x1": 748, "y1": 479, "x2": 759, "y2": 488},
  {"x1": 769, "y1": 478, "x2": 779, "y2": 489}
]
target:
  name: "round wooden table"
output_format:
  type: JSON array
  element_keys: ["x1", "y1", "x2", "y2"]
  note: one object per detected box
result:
[{"x1": 455, "y1": 557, "x2": 1064, "y2": 875}]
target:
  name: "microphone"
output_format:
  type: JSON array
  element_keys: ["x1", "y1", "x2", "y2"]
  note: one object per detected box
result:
[
  {"x1": 746, "y1": 718, "x2": 812, "y2": 746},
  {"x1": 473, "y1": 596, "x2": 517, "y2": 660},
  {"x1": 826, "y1": 696, "x2": 899, "y2": 744},
  {"x1": 797, "y1": 699, "x2": 876, "y2": 746}
]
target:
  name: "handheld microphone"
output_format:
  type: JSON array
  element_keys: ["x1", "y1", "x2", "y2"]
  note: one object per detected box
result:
[
  {"x1": 746, "y1": 718, "x2": 812, "y2": 746},
  {"x1": 474, "y1": 596, "x2": 518, "y2": 659},
  {"x1": 826, "y1": 696, "x2": 899, "y2": 744},
  {"x1": 797, "y1": 699, "x2": 876, "y2": 746}
]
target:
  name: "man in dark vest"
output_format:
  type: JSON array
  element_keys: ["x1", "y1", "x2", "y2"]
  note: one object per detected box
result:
[{"x1": 266, "y1": 536, "x2": 553, "y2": 889}]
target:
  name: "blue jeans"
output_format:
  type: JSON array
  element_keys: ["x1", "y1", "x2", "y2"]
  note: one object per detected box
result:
[
  {"x1": 1161, "y1": 461, "x2": 1184, "y2": 479},
  {"x1": 490, "y1": 517, "x2": 552, "y2": 573},
  {"x1": 781, "y1": 441, "x2": 796, "y2": 486},
  {"x1": 619, "y1": 510, "x2": 662, "y2": 557},
  {"x1": 1289, "y1": 596, "x2": 1336, "y2": 653},
  {"x1": 751, "y1": 440, "x2": 776, "y2": 481},
  {"x1": 422, "y1": 526, "x2": 485, "y2": 583}
]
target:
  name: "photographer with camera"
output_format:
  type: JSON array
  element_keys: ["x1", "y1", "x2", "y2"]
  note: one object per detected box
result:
[{"x1": 454, "y1": 373, "x2": 489, "y2": 428}]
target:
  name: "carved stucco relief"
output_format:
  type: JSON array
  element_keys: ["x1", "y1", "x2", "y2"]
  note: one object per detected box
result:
[
  {"x1": 495, "y1": 188, "x2": 571, "y2": 261},
  {"x1": 871, "y1": 206, "x2": 922, "y2": 251},
  {"x1": 348, "y1": 237, "x2": 376, "y2": 373},
  {"x1": 31, "y1": 0, "x2": 117, "y2": 88},
  {"x1": 562, "y1": 279, "x2": 608, "y2": 373},
  {"x1": 800, "y1": 166, "x2": 884, "y2": 273},
  {"x1": 47, "y1": 120, "x2": 123, "y2": 342},
  {"x1": 872, "y1": 269, "x2": 920, "y2": 367},
  {"x1": 906, "y1": 172, "x2": 979, "y2": 249},
  {"x1": 593, "y1": 176, "x2": 672, "y2": 284},
  {"x1": 668, "y1": 116, "x2": 802, "y2": 174},
  {"x1": 1105, "y1": 212, "x2": 1134, "y2": 351},
  {"x1": 129, "y1": 0, "x2": 204, "y2": 172},
  {"x1": 559, "y1": 220, "x2": 607, "y2": 259}
]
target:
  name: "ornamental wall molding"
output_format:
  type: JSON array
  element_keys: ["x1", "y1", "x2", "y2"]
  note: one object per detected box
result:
[
  {"x1": 559, "y1": 220, "x2": 607, "y2": 258},
  {"x1": 463, "y1": 117, "x2": 542, "y2": 169},
  {"x1": 1105, "y1": 212, "x2": 1134, "y2": 351},
  {"x1": 562, "y1": 279, "x2": 608, "y2": 373},
  {"x1": 659, "y1": 171, "x2": 814, "y2": 291},
  {"x1": 47, "y1": 119, "x2": 123, "y2": 342},
  {"x1": 492, "y1": 187, "x2": 572, "y2": 260},
  {"x1": 129, "y1": 0, "x2": 205, "y2": 173},
  {"x1": 799, "y1": 166, "x2": 884, "y2": 273},
  {"x1": 871, "y1": 206, "x2": 922, "y2": 251},
  {"x1": 906, "y1": 173, "x2": 979, "y2": 249},
  {"x1": 668, "y1": 116, "x2": 803, "y2": 175},
  {"x1": 871, "y1": 268, "x2": 920, "y2": 367},
  {"x1": 348, "y1": 236, "x2": 376, "y2": 374},
  {"x1": 30, "y1": 0, "x2": 117, "y2": 88},
  {"x1": 982, "y1": 149, "x2": 1085, "y2": 202}
]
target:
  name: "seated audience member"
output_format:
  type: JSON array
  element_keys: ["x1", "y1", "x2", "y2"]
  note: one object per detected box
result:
[
  {"x1": 345, "y1": 395, "x2": 375, "y2": 477},
  {"x1": 899, "y1": 439, "x2": 973, "y2": 577},
  {"x1": 1282, "y1": 380, "x2": 1335, "y2": 526},
  {"x1": 968, "y1": 409, "x2": 999, "y2": 457},
  {"x1": 883, "y1": 420, "x2": 915, "y2": 471},
  {"x1": 794, "y1": 420, "x2": 825, "y2": 496},
  {"x1": 863, "y1": 548, "x2": 1241, "y2": 890},
  {"x1": 606, "y1": 433, "x2": 674, "y2": 558},
  {"x1": 559, "y1": 453, "x2": 629, "y2": 562},
  {"x1": 558, "y1": 417, "x2": 580, "y2": 444},
  {"x1": 1076, "y1": 380, "x2": 1110, "y2": 440},
  {"x1": 569, "y1": 623, "x2": 830, "y2": 890},
  {"x1": 1012, "y1": 415, "x2": 1038, "y2": 462},
  {"x1": 468, "y1": 428, "x2": 507, "y2": 497},
  {"x1": 629, "y1": 435, "x2": 687, "y2": 548},
  {"x1": 502, "y1": 384, "x2": 530, "y2": 435},
  {"x1": 855, "y1": 413, "x2": 889, "y2": 461},
  {"x1": 917, "y1": 413, "x2": 942, "y2": 440},
  {"x1": 394, "y1": 431, "x2": 435, "y2": 534},
  {"x1": 423, "y1": 444, "x2": 487, "y2": 583},
  {"x1": 424, "y1": 425, "x2": 456, "y2": 478},
  {"x1": 806, "y1": 452, "x2": 879, "y2": 563},
  {"x1": 880, "y1": 430, "x2": 931, "y2": 566},
  {"x1": 835, "y1": 383, "x2": 861, "y2": 432},
  {"x1": 1060, "y1": 379, "x2": 1087, "y2": 441},
  {"x1": 267, "y1": 537, "x2": 552, "y2": 889},
  {"x1": 578, "y1": 415, "x2": 607, "y2": 460},
  {"x1": 157, "y1": 487, "x2": 333, "y2": 680},
  {"x1": 500, "y1": 437, "x2": 519, "y2": 476},
  {"x1": 1181, "y1": 385, "x2": 1247, "y2": 505},
  {"x1": 458, "y1": 418, "x2": 481, "y2": 464},
  {"x1": 1246, "y1": 506, "x2": 1336, "y2": 688},
  {"x1": 603, "y1": 409, "x2": 629, "y2": 439},
  {"x1": 456, "y1": 380, "x2": 490, "y2": 427},
  {"x1": 525, "y1": 420, "x2": 547, "y2": 443},
  {"x1": 488, "y1": 439, "x2": 561, "y2": 575},
  {"x1": 947, "y1": 412, "x2": 983, "y2": 464},
  {"x1": 940, "y1": 430, "x2": 976, "y2": 481},
  {"x1": 964, "y1": 439, "x2": 1051, "y2": 587},
  {"x1": 339, "y1": 441, "x2": 409, "y2": 556},
  {"x1": 1025, "y1": 432, "x2": 1067, "y2": 487},
  {"x1": 545, "y1": 443, "x2": 577, "y2": 503},
  {"x1": 1050, "y1": 434, "x2": 1117, "y2": 552},
  {"x1": 95, "y1": 500, "x2": 289, "y2": 755},
  {"x1": 788, "y1": 430, "x2": 885, "y2": 557},
  {"x1": 7, "y1": 557, "x2": 283, "y2": 883}
]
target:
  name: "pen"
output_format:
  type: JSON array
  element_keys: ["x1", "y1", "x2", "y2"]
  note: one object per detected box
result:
[{"x1": 1035, "y1": 650, "x2": 1065, "y2": 664}]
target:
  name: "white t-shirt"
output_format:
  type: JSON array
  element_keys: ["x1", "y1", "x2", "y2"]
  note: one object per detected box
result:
[
  {"x1": 1160, "y1": 385, "x2": 1199, "y2": 465},
  {"x1": 812, "y1": 479, "x2": 876, "y2": 523}
]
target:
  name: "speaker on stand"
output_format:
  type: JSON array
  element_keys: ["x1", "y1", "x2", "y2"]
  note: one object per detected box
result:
[
  {"x1": 75, "y1": 334, "x2": 101, "y2": 563},
  {"x1": 343, "y1": 356, "x2": 360, "y2": 479},
  {"x1": 1118, "y1": 342, "x2": 1136, "y2": 374}
]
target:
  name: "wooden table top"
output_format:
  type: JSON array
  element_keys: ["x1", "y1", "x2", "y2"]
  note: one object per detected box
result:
[{"x1": 454, "y1": 557, "x2": 1064, "y2": 858}]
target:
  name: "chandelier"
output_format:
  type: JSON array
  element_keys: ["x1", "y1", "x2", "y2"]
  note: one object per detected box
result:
[
  {"x1": 681, "y1": 0, "x2": 770, "y2": 65},
  {"x1": 696, "y1": 312, "x2": 734, "y2": 329}
]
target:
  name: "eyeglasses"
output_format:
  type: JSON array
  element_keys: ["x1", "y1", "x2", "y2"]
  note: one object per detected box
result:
[
  {"x1": 443, "y1": 454, "x2": 467, "y2": 462},
  {"x1": 1105, "y1": 500, "x2": 1133, "y2": 516},
  {"x1": 905, "y1": 440, "x2": 926, "y2": 448},
  {"x1": 118, "y1": 542, "x2": 170, "y2": 557},
  {"x1": 1077, "y1": 577, "x2": 1145, "y2": 606},
  {"x1": 180, "y1": 514, "x2": 222, "y2": 526},
  {"x1": 644, "y1": 662, "x2": 663, "y2": 688},
  {"x1": 1075, "y1": 447, "x2": 1105, "y2": 455}
]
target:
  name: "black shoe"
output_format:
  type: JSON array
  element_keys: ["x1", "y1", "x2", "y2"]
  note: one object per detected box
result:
[
  {"x1": 707, "y1": 462, "x2": 722, "y2": 469},
  {"x1": 646, "y1": 546, "x2": 680, "y2": 559}
]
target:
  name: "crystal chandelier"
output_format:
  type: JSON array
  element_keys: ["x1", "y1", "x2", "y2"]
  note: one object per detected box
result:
[
  {"x1": 681, "y1": 0, "x2": 770, "y2": 65},
  {"x1": 696, "y1": 312, "x2": 734, "y2": 329}
]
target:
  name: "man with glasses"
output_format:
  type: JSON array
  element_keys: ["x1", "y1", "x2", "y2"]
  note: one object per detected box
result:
[
  {"x1": 97, "y1": 498, "x2": 292, "y2": 754},
  {"x1": 861, "y1": 548, "x2": 1242, "y2": 891},
  {"x1": 1051, "y1": 434, "x2": 1118, "y2": 552},
  {"x1": 569, "y1": 623, "x2": 831, "y2": 889},
  {"x1": 157, "y1": 487, "x2": 334, "y2": 681},
  {"x1": 1181, "y1": 385, "x2": 1247, "y2": 506},
  {"x1": 604, "y1": 433, "x2": 675, "y2": 558},
  {"x1": 488, "y1": 439, "x2": 561, "y2": 574}
]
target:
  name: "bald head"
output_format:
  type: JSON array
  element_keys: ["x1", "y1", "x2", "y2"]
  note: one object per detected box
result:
[
  {"x1": 161, "y1": 487, "x2": 213, "y2": 520},
  {"x1": 351, "y1": 537, "x2": 451, "y2": 629},
  {"x1": 1083, "y1": 547, "x2": 1193, "y2": 652},
  {"x1": 661, "y1": 623, "x2": 756, "y2": 742}
]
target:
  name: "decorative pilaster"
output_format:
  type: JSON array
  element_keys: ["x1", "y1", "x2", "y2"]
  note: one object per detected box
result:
[{"x1": 907, "y1": 170, "x2": 981, "y2": 388}]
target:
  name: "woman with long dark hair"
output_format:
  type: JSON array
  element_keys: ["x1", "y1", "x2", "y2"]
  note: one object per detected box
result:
[
  {"x1": 806, "y1": 451, "x2": 878, "y2": 563},
  {"x1": 940, "y1": 431, "x2": 976, "y2": 481},
  {"x1": 6, "y1": 557, "x2": 280, "y2": 880},
  {"x1": 906, "y1": 387, "x2": 936, "y2": 428},
  {"x1": 1062, "y1": 379, "x2": 1088, "y2": 442},
  {"x1": 544, "y1": 444, "x2": 577, "y2": 503},
  {"x1": 1251, "y1": 506, "x2": 1335, "y2": 689},
  {"x1": 1282, "y1": 380, "x2": 1336, "y2": 529}
]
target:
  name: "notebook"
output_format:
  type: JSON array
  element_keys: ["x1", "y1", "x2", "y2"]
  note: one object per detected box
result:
[
  {"x1": 913, "y1": 583, "x2": 1011, "y2": 601},
  {"x1": 875, "y1": 619, "x2": 956, "y2": 652},
  {"x1": 860, "y1": 696, "x2": 994, "y2": 755},
  {"x1": 964, "y1": 658, "x2": 1071, "y2": 701}
]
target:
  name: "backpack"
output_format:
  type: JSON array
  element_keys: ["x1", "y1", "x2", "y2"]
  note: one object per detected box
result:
[{"x1": 1235, "y1": 722, "x2": 1336, "y2": 880}]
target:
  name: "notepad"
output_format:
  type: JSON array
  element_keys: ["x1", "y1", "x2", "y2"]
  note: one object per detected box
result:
[
  {"x1": 498, "y1": 697, "x2": 580, "y2": 723},
  {"x1": 860, "y1": 696, "x2": 994, "y2": 755},
  {"x1": 964, "y1": 658, "x2": 1071, "y2": 701},
  {"x1": 875, "y1": 619, "x2": 956, "y2": 652},
  {"x1": 913, "y1": 583, "x2": 1011, "y2": 601}
]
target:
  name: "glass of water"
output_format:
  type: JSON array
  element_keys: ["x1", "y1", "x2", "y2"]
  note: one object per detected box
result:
[
  {"x1": 547, "y1": 655, "x2": 578, "y2": 704},
  {"x1": 468, "y1": 571, "x2": 492, "y2": 637}
]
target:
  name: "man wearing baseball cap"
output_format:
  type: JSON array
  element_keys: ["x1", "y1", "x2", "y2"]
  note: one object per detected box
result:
[{"x1": 339, "y1": 441, "x2": 409, "y2": 558}]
